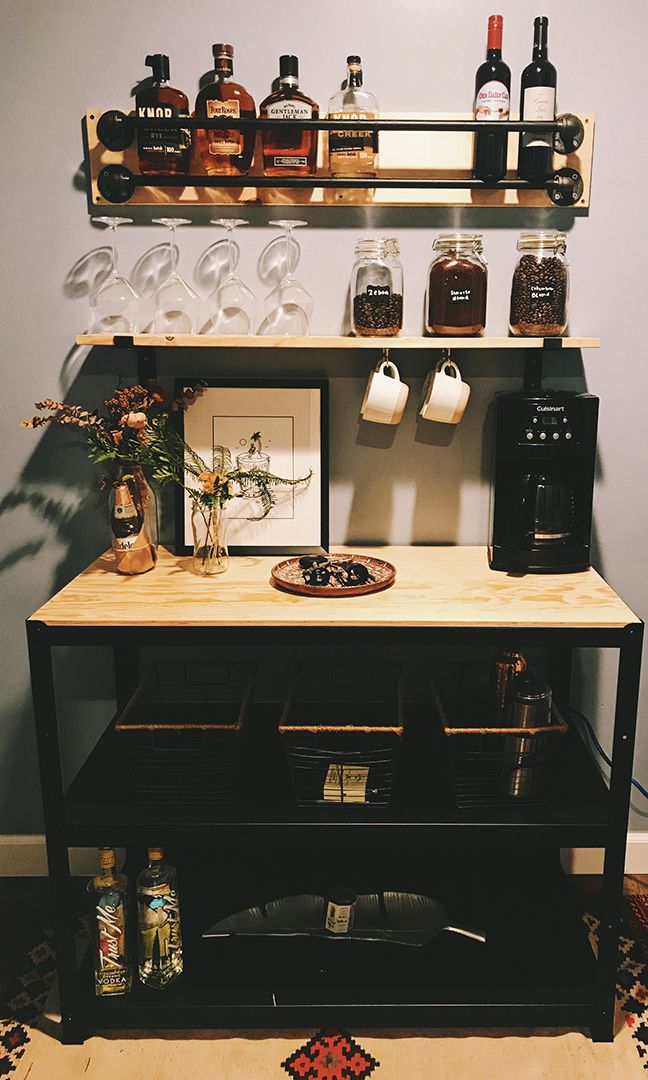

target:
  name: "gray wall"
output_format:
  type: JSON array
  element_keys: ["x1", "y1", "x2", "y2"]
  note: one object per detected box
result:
[{"x1": 1, "y1": 0, "x2": 647, "y2": 831}]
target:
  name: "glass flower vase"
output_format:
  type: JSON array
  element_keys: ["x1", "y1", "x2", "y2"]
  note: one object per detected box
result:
[{"x1": 192, "y1": 505, "x2": 229, "y2": 576}]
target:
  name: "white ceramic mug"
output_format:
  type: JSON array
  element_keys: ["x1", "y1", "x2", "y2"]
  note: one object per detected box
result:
[
  {"x1": 419, "y1": 358, "x2": 471, "y2": 424},
  {"x1": 361, "y1": 359, "x2": 410, "y2": 425}
]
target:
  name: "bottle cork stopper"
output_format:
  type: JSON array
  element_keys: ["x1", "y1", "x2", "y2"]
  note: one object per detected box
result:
[
  {"x1": 148, "y1": 847, "x2": 164, "y2": 861},
  {"x1": 99, "y1": 847, "x2": 115, "y2": 870}
]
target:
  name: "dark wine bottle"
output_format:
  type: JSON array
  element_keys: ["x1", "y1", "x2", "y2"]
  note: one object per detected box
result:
[
  {"x1": 111, "y1": 482, "x2": 143, "y2": 541},
  {"x1": 473, "y1": 14, "x2": 510, "y2": 183},
  {"x1": 518, "y1": 16, "x2": 557, "y2": 182}
]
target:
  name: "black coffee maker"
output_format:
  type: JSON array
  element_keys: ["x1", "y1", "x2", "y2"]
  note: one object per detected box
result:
[{"x1": 488, "y1": 390, "x2": 598, "y2": 573}]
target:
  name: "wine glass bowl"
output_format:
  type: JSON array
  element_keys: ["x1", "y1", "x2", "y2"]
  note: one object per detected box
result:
[
  {"x1": 151, "y1": 218, "x2": 199, "y2": 334},
  {"x1": 257, "y1": 220, "x2": 313, "y2": 336},
  {"x1": 89, "y1": 217, "x2": 140, "y2": 333},
  {"x1": 201, "y1": 218, "x2": 257, "y2": 335}
]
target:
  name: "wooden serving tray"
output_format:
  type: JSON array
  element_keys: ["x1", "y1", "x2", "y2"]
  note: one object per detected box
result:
[{"x1": 271, "y1": 555, "x2": 396, "y2": 598}]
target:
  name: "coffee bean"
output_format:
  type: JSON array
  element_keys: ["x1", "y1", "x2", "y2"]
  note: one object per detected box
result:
[
  {"x1": 510, "y1": 254, "x2": 568, "y2": 336},
  {"x1": 353, "y1": 292, "x2": 403, "y2": 336}
]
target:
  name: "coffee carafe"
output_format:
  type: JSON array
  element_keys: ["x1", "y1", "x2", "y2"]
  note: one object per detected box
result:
[{"x1": 489, "y1": 390, "x2": 598, "y2": 573}]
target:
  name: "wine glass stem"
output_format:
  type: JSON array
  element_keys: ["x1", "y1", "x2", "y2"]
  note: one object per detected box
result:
[
  {"x1": 110, "y1": 225, "x2": 119, "y2": 275},
  {"x1": 169, "y1": 227, "x2": 177, "y2": 275},
  {"x1": 227, "y1": 228, "x2": 235, "y2": 277}
]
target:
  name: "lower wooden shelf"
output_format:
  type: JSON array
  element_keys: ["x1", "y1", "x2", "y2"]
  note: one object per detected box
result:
[{"x1": 76, "y1": 333, "x2": 600, "y2": 350}]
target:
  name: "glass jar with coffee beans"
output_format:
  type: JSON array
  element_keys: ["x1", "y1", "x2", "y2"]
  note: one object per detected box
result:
[
  {"x1": 426, "y1": 233, "x2": 488, "y2": 336},
  {"x1": 351, "y1": 238, "x2": 403, "y2": 337},
  {"x1": 510, "y1": 231, "x2": 569, "y2": 337}
]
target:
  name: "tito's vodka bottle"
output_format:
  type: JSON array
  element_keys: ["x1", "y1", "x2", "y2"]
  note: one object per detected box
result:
[
  {"x1": 137, "y1": 848, "x2": 183, "y2": 989},
  {"x1": 260, "y1": 55, "x2": 319, "y2": 176},
  {"x1": 327, "y1": 55, "x2": 379, "y2": 178},
  {"x1": 88, "y1": 847, "x2": 132, "y2": 997}
]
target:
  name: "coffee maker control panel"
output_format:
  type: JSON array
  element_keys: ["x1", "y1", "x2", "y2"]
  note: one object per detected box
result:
[{"x1": 520, "y1": 404, "x2": 578, "y2": 446}]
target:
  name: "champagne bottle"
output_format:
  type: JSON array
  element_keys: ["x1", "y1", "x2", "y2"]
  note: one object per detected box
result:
[
  {"x1": 137, "y1": 848, "x2": 183, "y2": 989},
  {"x1": 517, "y1": 16, "x2": 557, "y2": 182},
  {"x1": 88, "y1": 847, "x2": 132, "y2": 997},
  {"x1": 111, "y1": 477, "x2": 156, "y2": 575},
  {"x1": 473, "y1": 14, "x2": 511, "y2": 183}
]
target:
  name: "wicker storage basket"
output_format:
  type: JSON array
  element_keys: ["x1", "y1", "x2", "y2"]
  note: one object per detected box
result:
[
  {"x1": 279, "y1": 663, "x2": 404, "y2": 807},
  {"x1": 428, "y1": 667, "x2": 567, "y2": 808},
  {"x1": 115, "y1": 662, "x2": 254, "y2": 804}
]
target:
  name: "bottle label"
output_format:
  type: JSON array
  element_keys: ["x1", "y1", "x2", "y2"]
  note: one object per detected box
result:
[
  {"x1": 328, "y1": 110, "x2": 378, "y2": 159},
  {"x1": 95, "y1": 899, "x2": 129, "y2": 987},
  {"x1": 273, "y1": 155, "x2": 308, "y2": 168},
  {"x1": 137, "y1": 104, "x2": 191, "y2": 156},
  {"x1": 450, "y1": 287, "x2": 472, "y2": 303},
  {"x1": 521, "y1": 86, "x2": 556, "y2": 149},
  {"x1": 322, "y1": 763, "x2": 369, "y2": 803},
  {"x1": 265, "y1": 101, "x2": 313, "y2": 120},
  {"x1": 325, "y1": 900, "x2": 354, "y2": 934},
  {"x1": 474, "y1": 81, "x2": 510, "y2": 121},
  {"x1": 138, "y1": 885, "x2": 182, "y2": 965},
  {"x1": 530, "y1": 283, "x2": 555, "y2": 301},
  {"x1": 206, "y1": 100, "x2": 242, "y2": 155},
  {"x1": 113, "y1": 503, "x2": 138, "y2": 520}
]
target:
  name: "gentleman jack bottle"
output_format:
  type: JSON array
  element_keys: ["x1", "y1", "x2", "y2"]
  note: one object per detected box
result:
[{"x1": 260, "y1": 55, "x2": 319, "y2": 176}]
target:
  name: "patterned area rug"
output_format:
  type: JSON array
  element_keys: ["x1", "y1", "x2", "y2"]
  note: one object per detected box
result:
[{"x1": 2, "y1": 909, "x2": 648, "y2": 1079}]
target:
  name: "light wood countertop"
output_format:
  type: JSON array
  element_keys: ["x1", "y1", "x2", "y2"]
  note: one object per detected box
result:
[{"x1": 27, "y1": 546, "x2": 639, "y2": 630}]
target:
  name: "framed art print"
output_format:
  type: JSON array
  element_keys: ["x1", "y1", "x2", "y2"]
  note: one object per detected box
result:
[{"x1": 174, "y1": 378, "x2": 328, "y2": 556}]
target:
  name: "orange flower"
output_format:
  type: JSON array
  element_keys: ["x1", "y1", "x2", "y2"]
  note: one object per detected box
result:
[{"x1": 123, "y1": 411, "x2": 147, "y2": 430}]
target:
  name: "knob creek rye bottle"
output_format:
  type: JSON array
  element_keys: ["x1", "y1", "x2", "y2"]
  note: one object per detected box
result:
[
  {"x1": 135, "y1": 54, "x2": 191, "y2": 176},
  {"x1": 473, "y1": 14, "x2": 511, "y2": 183}
]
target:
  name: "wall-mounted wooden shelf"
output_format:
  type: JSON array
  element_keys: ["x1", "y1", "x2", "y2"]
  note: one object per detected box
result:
[
  {"x1": 84, "y1": 111, "x2": 594, "y2": 209},
  {"x1": 77, "y1": 333, "x2": 600, "y2": 350}
]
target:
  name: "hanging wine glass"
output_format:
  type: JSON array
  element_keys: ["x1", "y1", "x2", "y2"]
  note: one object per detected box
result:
[
  {"x1": 201, "y1": 218, "x2": 257, "y2": 335},
  {"x1": 89, "y1": 217, "x2": 140, "y2": 333},
  {"x1": 257, "y1": 219, "x2": 313, "y2": 336},
  {"x1": 151, "y1": 218, "x2": 199, "y2": 334}
]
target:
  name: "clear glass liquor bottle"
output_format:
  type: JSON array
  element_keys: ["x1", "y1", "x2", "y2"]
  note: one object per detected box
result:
[
  {"x1": 195, "y1": 43, "x2": 256, "y2": 176},
  {"x1": 327, "y1": 55, "x2": 379, "y2": 178},
  {"x1": 137, "y1": 848, "x2": 183, "y2": 989},
  {"x1": 260, "y1": 55, "x2": 319, "y2": 177},
  {"x1": 88, "y1": 847, "x2": 132, "y2": 997}
]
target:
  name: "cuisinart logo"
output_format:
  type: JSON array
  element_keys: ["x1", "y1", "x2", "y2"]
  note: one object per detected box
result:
[{"x1": 536, "y1": 405, "x2": 565, "y2": 412}]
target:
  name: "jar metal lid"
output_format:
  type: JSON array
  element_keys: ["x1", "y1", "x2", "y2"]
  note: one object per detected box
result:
[
  {"x1": 517, "y1": 231, "x2": 567, "y2": 253},
  {"x1": 433, "y1": 233, "x2": 484, "y2": 254}
]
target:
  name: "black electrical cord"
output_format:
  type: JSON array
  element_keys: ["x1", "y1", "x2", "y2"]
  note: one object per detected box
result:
[{"x1": 571, "y1": 708, "x2": 648, "y2": 800}]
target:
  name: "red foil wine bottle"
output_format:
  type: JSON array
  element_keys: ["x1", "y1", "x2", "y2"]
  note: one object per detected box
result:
[{"x1": 473, "y1": 14, "x2": 511, "y2": 183}]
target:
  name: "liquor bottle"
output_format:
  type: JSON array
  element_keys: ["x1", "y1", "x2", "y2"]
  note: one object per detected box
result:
[
  {"x1": 88, "y1": 848, "x2": 132, "y2": 997},
  {"x1": 327, "y1": 55, "x2": 379, "y2": 178},
  {"x1": 135, "y1": 54, "x2": 191, "y2": 176},
  {"x1": 259, "y1": 55, "x2": 319, "y2": 177},
  {"x1": 137, "y1": 848, "x2": 183, "y2": 989},
  {"x1": 472, "y1": 14, "x2": 511, "y2": 183},
  {"x1": 194, "y1": 43, "x2": 256, "y2": 176},
  {"x1": 111, "y1": 479, "x2": 155, "y2": 575},
  {"x1": 517, "y1": 17, "x2": 557, "y2": 182}
]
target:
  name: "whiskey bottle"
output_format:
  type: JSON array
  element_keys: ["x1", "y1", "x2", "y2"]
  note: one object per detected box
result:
[
  {"x1": 259, "y1": 55, "x2": 319, "y2": 177},
  {"x1": 135, "y1": 54, "x2": 191, "y2": 176},
  {"x1": 88, "y1": 848, "x2": 132, "y2": 997},
  {"x1": 327, "y1": 55, "x2": 379, "y2": 178},
  {"x1": 194, "y1": 43, "x2": 256, "y2": 176},
  {"x1": 137, "y1": 848, "x2": 183, "y2": 990}
]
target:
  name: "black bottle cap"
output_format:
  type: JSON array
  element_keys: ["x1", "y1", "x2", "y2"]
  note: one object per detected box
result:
[
  {"x1": 279, "y1": 54, "x2": 299, "y2": 78},
  {"x1": 145, "y1": 54, "x2": 170, "y2": 82},
  {"x1": 347, "y1": 55, "x2": 361, "y2": 65}
]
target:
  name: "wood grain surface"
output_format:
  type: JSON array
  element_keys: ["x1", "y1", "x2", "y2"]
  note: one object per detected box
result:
[
  {"x1": 76, "y1": 333, "x2": 601, "y2": 350},
  {"x1": 28, "y1": 546, "x2": 639, "y2": 629}
]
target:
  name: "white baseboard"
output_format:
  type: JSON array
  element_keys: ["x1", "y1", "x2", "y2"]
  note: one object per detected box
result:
[
  {"x1": 0, "y1": 837, "x2": 109, "y2": 877},
  {"x1": 2, "y1": 834, "x2": 648, "y2": 877}
]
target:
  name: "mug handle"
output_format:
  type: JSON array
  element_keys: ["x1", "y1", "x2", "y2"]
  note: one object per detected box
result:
[
  {"x1": 436, "y1": 358, "x2": 461, "y2": 379},
  {"x1": 377, "y1": 359, "x2": 400, "y2": 380}
]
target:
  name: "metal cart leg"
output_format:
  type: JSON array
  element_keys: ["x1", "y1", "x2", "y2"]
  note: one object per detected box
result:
[
  {"x1": 26, "y1": 621, "x2": 84, "y2": 1044},
  {"x1": 592, "y1": 622, "x2": 644, "y2": 1042}
]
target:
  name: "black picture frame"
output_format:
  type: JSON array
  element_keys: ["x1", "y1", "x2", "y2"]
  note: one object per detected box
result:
[{"x1": 174, "y1": 377, "x2": 329, "y2": 557}]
